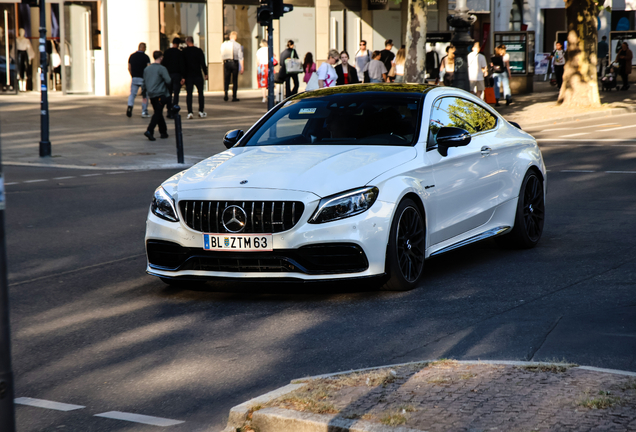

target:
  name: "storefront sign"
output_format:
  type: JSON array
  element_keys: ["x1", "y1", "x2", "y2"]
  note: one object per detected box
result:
[
  {"x1": 426, "y1": 32, "x2": 453, "y2": 43},
  {"x1": 368, "y1": 0, "x2": 389, "y2": 10},
  {"x1": 506, "y1": 41, "x2": 527, "y2": 74},
  {"x1": 534, "y1": 53, "x2": 551, "y2": 75}
]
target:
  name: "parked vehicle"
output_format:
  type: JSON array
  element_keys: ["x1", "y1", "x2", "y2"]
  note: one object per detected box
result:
[{"x1": 145, "y1": 84, "x2": 546, "y2": 291}]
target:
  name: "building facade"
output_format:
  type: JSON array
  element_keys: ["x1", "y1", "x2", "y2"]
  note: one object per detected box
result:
[{"x1": 0, "y1": 0, "x2": 633, "y2": 96}]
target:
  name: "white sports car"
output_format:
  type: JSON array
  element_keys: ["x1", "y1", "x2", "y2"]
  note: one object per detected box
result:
[{"x1": 145, "y1": 84, "x2": 546, "y2": 291}]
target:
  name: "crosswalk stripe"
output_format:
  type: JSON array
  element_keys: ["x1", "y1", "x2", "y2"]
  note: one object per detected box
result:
[
  {"x1": 94, "y1": 411, "x2": 185, "y2": 427},
  {"x1": 15, "y1": 397, "x2": 85, "y2": 411}
]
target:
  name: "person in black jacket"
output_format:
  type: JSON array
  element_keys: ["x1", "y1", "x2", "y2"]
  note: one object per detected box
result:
[
  {"x1": 279, "y1": 40, "x2": 300, "y2": 97},
  {"x1": 161, "y1": 37, "x2": 185, "y2": 119},
  {"x1": 335, "y1": 51, "x2": 359, "y2": 85},
  {"x1": 183, "y1": 36, "x2": 208, "y2": 119}
]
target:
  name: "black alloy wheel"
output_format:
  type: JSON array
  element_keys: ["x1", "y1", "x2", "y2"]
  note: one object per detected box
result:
[
  {"x1": 496, "y1": 170, "x2": 545, "y2": 249},
  {"x1": 383, "y1": 198, "x2": 426, "y2": 291}
]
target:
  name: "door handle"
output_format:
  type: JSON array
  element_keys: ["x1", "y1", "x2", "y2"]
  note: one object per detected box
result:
[{"x1": 481, "y1": 146, "x2": 491, "y2": 156}]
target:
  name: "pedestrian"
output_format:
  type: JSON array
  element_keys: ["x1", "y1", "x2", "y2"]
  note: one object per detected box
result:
[
  {"x1": 491, "y1": 45, "x2": 512, "y2": 106},
  {"x1": 280, "y1": 40, "x2": 300, "y2": 97},
  {"x1": 550, "y1": 41, "x2": 566, "y2": 90},
  {"x1": 220, "y1": 31, "x2": 244, "y2": 102},
  {"x1": 616, "y1": 42, "x2": 632, "y2": 91},
  {"x1": 183, "y1": 36, "x2": 208, "y2": 119},
  {"x1": 161, "y1": 37, "x2": 185, "y2": 119},
  {"x1": 142, "y1": 50, "x2": 171, "y2": 141},
  {"x1": 598, "y1": 35, "x2": 609, "y2": 76},
  {"x1": 303, "y1": 52, "x2": 316, "y2": 84},
  {"x1": 364, "y1": 51, "x2": 388, "y2": 83},
  {"x1": 426, "y1": 43, "x2": 440, "y2": 83},
  {"x1": 439, "y1": 45, "x2": 455, "y2": 87},
  {"x1": 380, "y1": 39, "x2": 395, "y2": 78},
  {"x1": 127, "y1": 42, "x2": 151, "y2": 118},
  {"x1": 335, "y1": 51, "x2": 359, "y2": 85},
  {"x1": 355, "y1": 40, "x2": 372, "y2": 82},
  {"x1": 317, "y1": 49, "x2": 339, "y2": 88},
  {"x1": 256, "y1": 39, "x2": 269, "y2": 102},
  {"x1": 468, "y1": 41, "x2": 488, "y2": 99},
  {"x1": 392, "y1": 46, "x2": 406, "y2": 83}
]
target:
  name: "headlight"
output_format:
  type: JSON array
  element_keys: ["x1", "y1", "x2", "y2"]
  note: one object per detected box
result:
[
  {"x1": 151, "y1": 186, "x2": 179, "y2": 222},
  {"x1": 309, "y1": 187, "x2": 379, "y2": 224}
]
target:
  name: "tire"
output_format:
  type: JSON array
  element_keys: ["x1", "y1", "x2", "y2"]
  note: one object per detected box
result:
[
  {"x1": 382, "y1": 198, "x2": 426, "y2": 291},
  {"x1": 496, "y1": 170, "x2": 545, "y2": 249}
]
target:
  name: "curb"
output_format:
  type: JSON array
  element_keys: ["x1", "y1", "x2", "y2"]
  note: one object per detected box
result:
[
  {"x1": 221, "y1": 360, "x2": 636, "y2": 432},
  {"x1": 512, "y1": 105, "x2": 636, "y2": 128},
  {"x1": 2, "y1": 161, "x2": 194, "y2": 171}
]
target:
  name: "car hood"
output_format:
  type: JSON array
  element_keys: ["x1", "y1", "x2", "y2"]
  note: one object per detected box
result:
[{"x1": 165, "y1": 145, "x2": 417, "y2": 198}]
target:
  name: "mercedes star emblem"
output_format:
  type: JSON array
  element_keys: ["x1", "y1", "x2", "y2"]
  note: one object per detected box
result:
[
  {"x1": 221, "y1": 205, "x2": 247, "y2": 233},
  {"x1": 240, "y1": 180, "x2": 248, "y2": 184}
]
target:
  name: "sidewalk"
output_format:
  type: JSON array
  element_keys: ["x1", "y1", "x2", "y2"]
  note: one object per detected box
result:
[
  {"x1": 223, "y1": 360, "x2": 636, "y2": 432},
  {"x1": 0, "y1": 85, "x2": 634, "y2": 171}
]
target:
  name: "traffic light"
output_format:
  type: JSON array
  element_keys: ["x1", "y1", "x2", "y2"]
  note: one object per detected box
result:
[
  {"x1": 272, "y1": 0, "x2": 293, "y2": 19},
  {"x1": 257, "y1": 0, "x2": 273, "y2": 26}
]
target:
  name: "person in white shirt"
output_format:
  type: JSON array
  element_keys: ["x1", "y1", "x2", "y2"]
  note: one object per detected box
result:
[
  {"x1": 317, "y1": 49, "x2": 339, "y2": 88},
  {"x1": 468, "y1": 42, "x2": 488, "y2": 99},
  {"x1": 220, "y1": 31, "x2": 244, "y2": 101},
  {"x1": 256, "y1": 39, "x2": 269, "y2": 102},
  {"x1": 355, "y1": 40, "x2": 372, "y2": 81}
]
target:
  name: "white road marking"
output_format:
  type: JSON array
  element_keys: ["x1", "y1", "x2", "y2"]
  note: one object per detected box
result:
[
  {"x1": 561, "y1": 170, "x2": 596, "y2": 173},
  {"x1": 538, "y1": 139, "x2": 636, "y2": 143},
  {"x1": 106, "y1": 171, "x2": 125, "y2": 175},
  {"x1": 53, "y1": 176, "x2": 75, "y2": 180},
  {"x1": 5, "y1": 182, "x2": 18, "y2": 185},
  {"x1": 603, "y1": 124, "x2": 636, "y2": 131},
  {"x1": 560, "y1": 133, "x2": 590, "y2": 138},
  {"x1": 80, "y1": 173, "x2": 102, "y2": 177},
  {"x1": 94, "y1": 411, "x2": 185, "y2": 427},
  {"x1": 23, "y1": 179, "x2": 47, "y2": 183},
  {"x1": 533, "y1": 123, "x2": 618, "y2": 132},
  {"x1": 606, "y1": 170, "x2": 636, "y2": 174},
  {"x1": 15, "y1": 397, "x2": 85, "y2": 411}
]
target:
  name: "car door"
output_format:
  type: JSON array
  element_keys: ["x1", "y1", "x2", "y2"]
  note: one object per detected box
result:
[{"x1": 424, "y1": 96, "x2": 501, "y2": 246}]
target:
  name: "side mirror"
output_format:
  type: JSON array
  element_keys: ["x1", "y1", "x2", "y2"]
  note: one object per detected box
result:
[
  {"x1": 509, "y1": 121, "x2": 522, "y2": 130},
  {"x1": 223, "y1": 129, "x2": 244, "y2": 148},
  {"x1": 436, "y1": 126, "x2": 471, "y2": 157}
]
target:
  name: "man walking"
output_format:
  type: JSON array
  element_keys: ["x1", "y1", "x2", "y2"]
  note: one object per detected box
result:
[
  {"x1": 551, "y1": 42, "x2": 566, "y2": 90},
  {"x1": 468, "y1": 42, "x2": 488, "y2": 99},
  {"x1": 220, "y1": 31, "x2": 244, "y2": 102},
  {"x1": 598, "y1": 35, "x2": 609, "y2": 76},
  {"x1": 127, "y1": 43, "x2": 151, "y2": 118},
  {"x1": 183, "y1": 36, "x2": 208, "y2": 119},
  {"x1": 142, "y1": 50, "x2": 171, "y2": 141},
  {"x1": 280, "y1": 40, "x2": 300, "y2": 97},
  {"x1": 162, "y1": 37, "x2": 185, "y2": 119},
  {"x1": 617, "y1": 42, "x2": 633, "y2": 91},
  {"x1": 379, "y1": 39, "x2": 395, "y2": 78}
]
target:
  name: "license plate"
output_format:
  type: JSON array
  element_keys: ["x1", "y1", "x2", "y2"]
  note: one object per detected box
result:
[{"x1": 203, "y1": 234, "x2": 273, "y2": 251}]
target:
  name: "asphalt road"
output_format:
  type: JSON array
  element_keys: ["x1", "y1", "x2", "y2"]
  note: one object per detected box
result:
[{"x1": 5, "y1": 113, "x2": 636, "y2": 431}]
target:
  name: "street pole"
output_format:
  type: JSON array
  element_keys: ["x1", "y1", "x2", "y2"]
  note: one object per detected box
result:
[
  {"x1": 447, "y1": 0, "x2": 476, "y2": 92},
  {"x1": 267, "y1": 23, "x2": 275, "y2": 110},
  {"x1": 0, "y1": 126, "x2": 17, "y2": 432},
  {"x1": 39, "y1": 0, "x2": 51, "y2": 157}
]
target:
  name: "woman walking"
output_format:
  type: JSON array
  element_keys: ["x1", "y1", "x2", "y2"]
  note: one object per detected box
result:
[
  {"x1": 439, "y1": 45, "x2": 456, "y2": 86},
  {"x1": 491, "y1": 45, "x2": 512, "y2": 106},
  {"x1": 303, "y1": 52, "x2": 316, "y2": 85},
  {"x1": 256, "y1": 39, "x2": 269, "y2": 102},
  {"x1": 392, "y1": 46, "x2": 406, "y2": 83},
  {"x1": 355, "y1": 40, "x2": 372, "y2": 82},
  {"x1": 335, "y1": 51, "x2": 360, "y2": 85},
  {"x1": 317, "y1": 49, "x2": 339, "y2": 88}
]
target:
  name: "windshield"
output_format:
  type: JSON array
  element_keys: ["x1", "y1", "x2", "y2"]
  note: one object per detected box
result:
[{"x1": 242, "y1": 92, "x2": 424, "y2": 147}]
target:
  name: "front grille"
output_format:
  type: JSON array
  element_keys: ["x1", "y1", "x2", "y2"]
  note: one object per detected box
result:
[
  {"x1": 146, "y1": 241, "x2": 368, "y2": 275},
  {"x1": 179, "y1": 201, "x2": 305, "y2": 234}
]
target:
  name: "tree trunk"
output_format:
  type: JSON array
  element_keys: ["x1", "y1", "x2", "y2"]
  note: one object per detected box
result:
[
  {"x1": 404, "y1": 0, "x2": 427, "y2": 83},
  {"x1": 557, "y1": 0, "x2": 600, "y2": 107}
]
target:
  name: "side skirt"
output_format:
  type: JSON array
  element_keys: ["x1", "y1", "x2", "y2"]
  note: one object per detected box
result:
[{"x1": 429, "y1": 226, "x2": 511, "y2": 257}]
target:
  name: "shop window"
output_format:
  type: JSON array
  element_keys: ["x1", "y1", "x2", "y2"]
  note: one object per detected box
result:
[{"x1": 160, "y1": 1, "x2": 207, "y2": 54}]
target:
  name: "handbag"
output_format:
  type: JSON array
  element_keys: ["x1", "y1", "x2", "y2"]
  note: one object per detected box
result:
[
  {"x1": 388, "y1": 63, "x2": 396, "y2": 78},
  {"x1": 305, "y1": 72, "x2": 319, "y2": 91},
  {"x1": 484, "y1": 87, "x2": 496, "y2": 104},
  {"x1": 284, "y1": 49, "x2": 303, "y2": 74}
]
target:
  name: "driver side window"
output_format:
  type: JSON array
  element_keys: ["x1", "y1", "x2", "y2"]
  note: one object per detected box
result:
[{"x1": 427, "y1": 97, "x2": 497, "y2": 150}]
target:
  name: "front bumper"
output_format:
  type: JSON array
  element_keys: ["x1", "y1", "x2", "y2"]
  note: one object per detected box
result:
[{"x1": 145, "y1": 189, "x2": 396, "y2": 281}]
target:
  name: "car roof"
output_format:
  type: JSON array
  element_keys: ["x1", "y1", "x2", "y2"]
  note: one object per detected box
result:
[{"x1": 291, "y1": 83, "x2": 437, "y2": 100}]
